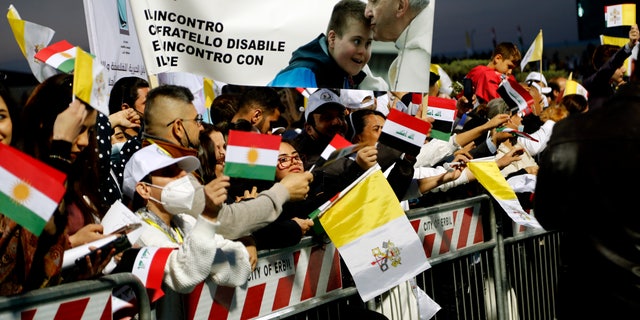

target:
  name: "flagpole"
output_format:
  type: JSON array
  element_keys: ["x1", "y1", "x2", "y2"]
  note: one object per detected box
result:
[{"x1": 316, "y1": 164, "x2": 381, "y2": 219}]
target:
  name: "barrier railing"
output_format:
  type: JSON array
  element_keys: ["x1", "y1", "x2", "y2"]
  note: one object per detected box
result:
[
  {"x1": 0, "y1": 273, "x2": 151, "y2": 320},
  {"x1": 0, "y1": 195, "x2": 560, "y2": 320}
]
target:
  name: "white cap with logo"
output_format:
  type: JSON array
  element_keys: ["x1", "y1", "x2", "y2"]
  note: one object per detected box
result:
[{"x1": 122, "y1": 144, "x2": 201, "y2": 199}]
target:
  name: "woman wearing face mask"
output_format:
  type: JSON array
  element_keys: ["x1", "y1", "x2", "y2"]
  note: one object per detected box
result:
[{"x1": 122, "y1": 143, "x2": 251, "y2": 319}]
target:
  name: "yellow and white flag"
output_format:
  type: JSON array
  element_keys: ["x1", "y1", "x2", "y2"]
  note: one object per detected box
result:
[
  {"x1": 6, "y1": 5, "x2": 58, "y2": 82},
  {"x1": 520, "y1": 29, "x2": 543, "y2": 71},
  {"x1": 563, "y1": 79, "x2": 588, "y2": 99},
  {"x1": 318, "y1": 165, "x2": 431, "y2": 301},
  {"x1": 73, "y1": 47, "x2": 109, "y2": 115},
  {"x1": 605, "y1": 4, "x2": 636, "y2": 27},
  {"x1": 468, "y1": 161, "x2": 543, "y2": 229}
]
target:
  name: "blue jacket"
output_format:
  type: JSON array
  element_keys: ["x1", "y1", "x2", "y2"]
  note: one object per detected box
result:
[{"x1": 268, "y1": 34, "x2": 365, "y2": 89}]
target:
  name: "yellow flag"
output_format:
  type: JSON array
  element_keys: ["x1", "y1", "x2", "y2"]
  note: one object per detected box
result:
[
  {"x1": 318, "y1": 167, "x2": 430, "y2": 301},
  {"x1": 467, "y1": 161, "x2": 543, "y2": 229},
  {"x1": 520, "y1": 30, "x2": 543, "y2": 71},
  {"x1": 563, "y1": 80, "x2": 588, "y2": 99},
  {"x1": 605, "y1": 4, "x2": 636, "y2": 27},
  {"x1": 6, "y1": 5, "x2": 57, "y2": 82},
  {"x1": 73, "y1": 47, "x2": 109, "y2": 115}
]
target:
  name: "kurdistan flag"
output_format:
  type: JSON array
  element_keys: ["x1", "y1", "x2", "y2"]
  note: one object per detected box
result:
[
  {"x1": 224, "y1": 130, "x2": 281, "y2": 180},
  {"x1": 318, "y1": 166, "x2": 431, "y2": 301},
  {"x1": 0, "y1": 144, "x2": 66, "y2": 236},
  {"x1": 34, "y1": 40, "x2": 76, "y2": 73}
]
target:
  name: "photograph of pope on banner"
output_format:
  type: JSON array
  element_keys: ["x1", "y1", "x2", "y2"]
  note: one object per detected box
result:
[{"x1": 128, "y1": 0, "x2": 434, "y2": 92}]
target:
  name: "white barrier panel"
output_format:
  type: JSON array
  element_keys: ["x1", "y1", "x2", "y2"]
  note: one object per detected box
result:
[
  {"x1": 410, "y1": 204, "x2": 484, "y2": 258},
  {"x1": 0, "y1": 291, "x2": 112, "y2": 320},
  {"x1": 185, "y1": 243, "x2": 341, "y2": 319}
]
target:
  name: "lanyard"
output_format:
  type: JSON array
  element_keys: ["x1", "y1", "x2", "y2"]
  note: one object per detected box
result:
[{"x1": 138, "y1": 208, "x2": 184, "y2": 244}]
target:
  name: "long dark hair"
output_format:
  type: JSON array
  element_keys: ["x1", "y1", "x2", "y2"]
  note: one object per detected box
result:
[{"x1": 16, "y1": 73, "x2": 106, "y2": 221}]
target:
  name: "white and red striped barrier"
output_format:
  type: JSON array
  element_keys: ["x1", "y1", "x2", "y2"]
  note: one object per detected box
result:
[
  {"x1": 2, "y1": 291, "x2": 112, "y2": 320},
  {"x1": 185, "y1": 242, "x2": 342, "y2": 319},
  {"x1": 410, "y1": 204, "x2": 484, "y2": 258}
]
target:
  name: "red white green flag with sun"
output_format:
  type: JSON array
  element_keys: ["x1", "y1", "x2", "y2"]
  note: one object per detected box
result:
[
  {"x1": 224, "y1": 130, "x2": 281, "y2": 181},
  {"x1": 0, "y1": 143, "x2": 66, "y2": 236}
]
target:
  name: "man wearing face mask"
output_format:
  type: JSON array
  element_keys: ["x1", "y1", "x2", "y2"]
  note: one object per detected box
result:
[
  {"x1": 121, "y1": 84, "x2": 314, "y2": 244},
  {"x1": 122, "y1": 143, "x2": 251, "y2": 319}
]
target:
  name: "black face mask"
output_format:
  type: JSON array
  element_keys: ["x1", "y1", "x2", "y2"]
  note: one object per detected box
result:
[{"x1": 181, "y1": 123, "x2": 198, "y2": 149}]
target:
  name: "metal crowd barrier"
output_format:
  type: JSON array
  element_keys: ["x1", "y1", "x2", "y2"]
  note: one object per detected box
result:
[
  {"x1": 0, "y1": 195, "x2": 560, "y2": 320},
  {"x1": 0, "y1": 273, "x2": 150, "y2": 320}
]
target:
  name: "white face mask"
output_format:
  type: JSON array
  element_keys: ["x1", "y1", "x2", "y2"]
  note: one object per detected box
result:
[
  {"x1": 517, "y1": 124, "x2": 525, "y2": 132},
  {"x1": 148, "y1": 174, "x2": 205, "y2": 218}
]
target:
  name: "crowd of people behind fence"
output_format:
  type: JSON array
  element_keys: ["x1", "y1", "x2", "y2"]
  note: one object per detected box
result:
[{"x1": 0, "y1": 1, "x2": 639, "y2": 318}]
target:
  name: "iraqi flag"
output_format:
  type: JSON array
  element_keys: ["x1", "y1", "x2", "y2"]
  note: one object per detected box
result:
[
  {"x1": 131, "y1": 247, "x2": 175, "y2": 303},
  {"x1": 0, "y1": 143, "x2": 66, "y2": 236},
  {"x1": 378, "y1": 108, "x2": 430, "y2": 156},
  {"x1": 497, "y1": 77, "x2": 534, "y2": 115},
  {"x1": 73, "y1": 47, "x2": 109, "y2": 115},
  {"x1": 224, "y1": 130, "x2": 281, "y2": 180},
  {"x1": 317, "y1": 166, "x2": 430, "y2": 301},
  {"x1": 426, "y1": 96, "x2": 457, "y2": 141},
  {"x1": 34, "y1": 40, "x2": 76, "y2": 74}
]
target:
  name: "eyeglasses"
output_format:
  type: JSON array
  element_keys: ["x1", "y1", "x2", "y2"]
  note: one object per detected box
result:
[
  {"x1": 277, "y1": 154, "x2": 303, "y2": 169},
  {"x1": 166, "y1": 114, "x2": 204, "y2": 127}
]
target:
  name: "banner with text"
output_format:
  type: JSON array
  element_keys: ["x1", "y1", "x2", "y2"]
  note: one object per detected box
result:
[
  {"x1": 129, "y1": 0, "x2": 333, "y2": 86},
  {"x1": 84, "y1": 0, "x2": 148, "y2": 91}
]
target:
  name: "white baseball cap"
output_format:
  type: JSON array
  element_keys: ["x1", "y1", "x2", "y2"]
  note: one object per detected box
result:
[
  {"x1": 304, "y1": 89, "x2": 345, "y2": 121},
  {"x1": 340, "y1": 89, "x2": 375, "y2": 110},
  {"x1": 525, "y1": 72, "x2": 552, "y2": 94},
  {"x1": 122, "y1": 144, "x2": 201, "y2": 199}
]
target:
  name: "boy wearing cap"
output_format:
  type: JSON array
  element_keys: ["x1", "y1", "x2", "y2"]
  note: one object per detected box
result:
[
  {"x1": 122, "y1": 143, "x2": 251, "y2": 319},
  {"x1": 268, "y1": 0, "x2": 387, "y2": 90}
]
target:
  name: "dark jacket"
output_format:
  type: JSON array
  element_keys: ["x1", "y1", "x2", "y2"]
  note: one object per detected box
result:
[
  {"x1": 534, "y1": 81, "x2": 640, "y2": 319},
  {"x1": 581, "y1": 44, "x2": 633, "y2": 111}
]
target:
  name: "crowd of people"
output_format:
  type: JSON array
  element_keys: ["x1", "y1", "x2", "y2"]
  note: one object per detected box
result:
[{"x1": 0, "y1": 0, "x2": 638, "y2": 318}]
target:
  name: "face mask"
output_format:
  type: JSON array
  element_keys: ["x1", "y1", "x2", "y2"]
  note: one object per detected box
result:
[
  {"x1": 149, "y1": 175, "x2": 205, "y2": 217},
  {"x1": 111, "y1": 142, "x2": 125, "y2": 156},
  {"x1": 517, "y1": 124, "x2": 525, "y2": 132}
]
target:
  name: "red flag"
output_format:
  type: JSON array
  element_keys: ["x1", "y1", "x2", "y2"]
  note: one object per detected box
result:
[
  {"x1": 379, "y1": 109, "x2": 431, "y2": 156},
  {"x1": 497, "y1": 77, "x2": 535, "y2": 115}
]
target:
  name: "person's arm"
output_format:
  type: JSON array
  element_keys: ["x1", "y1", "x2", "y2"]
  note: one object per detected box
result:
[
  {"x1": 517, "y1": 120, "x2": 555, "y2": 156},
  {"x1": 160, "y1": 216, "x2": 251, "y2": 292},
  {"x1": 213, "y1": 171, "x2": 312, "y2": 240},
  {"x1": 454, "y1": 114, "x2": 510, "y2": 147}
]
